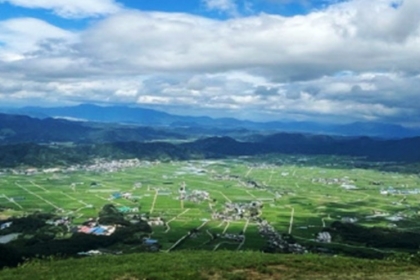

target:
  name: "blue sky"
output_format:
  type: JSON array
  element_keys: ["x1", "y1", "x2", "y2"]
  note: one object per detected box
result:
[
  {"x1": 0, "y1": 0, "x2": 340, "y2": 27},
  {"x1": 0, "y1": 0, "x2": 419, "y2": 126}
]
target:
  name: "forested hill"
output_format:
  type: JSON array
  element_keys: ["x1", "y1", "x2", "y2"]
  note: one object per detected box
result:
[
  {"x1": 182, "y1": 134, "x2": 420, "y2": 162},
  {"x1": 0, "y1": 113, "x2": 186, "y2": 144},
  {"x1": 0, "y1": 134, "x2": 419, "y2": 168}
]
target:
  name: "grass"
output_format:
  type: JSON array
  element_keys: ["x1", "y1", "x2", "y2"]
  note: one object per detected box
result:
[{"x1": 1, "y1": 251, "x2": 420, "y2": 280}]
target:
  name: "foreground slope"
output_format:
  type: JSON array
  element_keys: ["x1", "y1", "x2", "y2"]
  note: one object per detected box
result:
[{"x1": 1, "y1": 251, "x2": 419, "y2": 280}]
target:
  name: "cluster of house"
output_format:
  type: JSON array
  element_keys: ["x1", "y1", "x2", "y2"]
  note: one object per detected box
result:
[
  {"x1": 212, "y1": 174, "x2": 240, "y2": 181},
  {"x1": 212, "y1": 201, "x2": 263, "y2": 221},
  {"x1": 212, "y1": 174, "x2": 265, "y2": 190},
  {"x1": 4, "y1": 158, "x2": 158, "y2": 176},
  {"x1": 117, "y1": 206, "x2": 139, "y2": 213},
  {"x1": 178, "y1": 184, "x2": 210, "y2": 203},
  {"x1": 0, "y1": 221, "x2": 12, "y2": 230},
  {"x1": 72, "y1": 218, "x2": 116, "y2": 236},
  {"x1": 78, "y1": 249, "x2": 122, "y2": 256},
  {"x1": 110, "y1": 192, "x2": 133, "y2": 200},
  {"x1": 145, "y1": 217, "x2": 165, "y2": 227},
  {"x1": 341, "y1": 217, "x2": 358, "y2": 223},
  {"x1": 316, "y1": 232, "x2": 332, "y2": 243},
  {"x1": 380, "y1": 187, "x2": 420, "y2": 195},
  {"x1": 257, "y1": 219, "x2": 306, "y2": 254},
  {"x1": 216, "y1": 232, "x2": 245, "y2": 243},
  {"x1": 243, "y1": 180, "x2": 264, "y2": 189},
  {"x1": 46, "y1": 216, "x2": 72, "y2": 227},
  {"x1": 312, "y1": 177, "x2": 358, "y2": 190}
]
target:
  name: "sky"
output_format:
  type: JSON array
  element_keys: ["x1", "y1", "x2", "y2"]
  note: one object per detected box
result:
[{"x1": 0, "y1": 0, "x2": 419, "y2": 126}]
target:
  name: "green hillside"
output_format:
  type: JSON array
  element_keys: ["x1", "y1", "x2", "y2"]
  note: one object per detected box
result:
[{"x1": 1, "y1": 251, "x2": 419, "y2": 280}]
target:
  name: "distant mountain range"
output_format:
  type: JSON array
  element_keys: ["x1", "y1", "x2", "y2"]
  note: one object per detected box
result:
[
  {"x1": 0, "y1": 111, "x2": 419, "y2": 167},
  {"x1": 0, "y1": 113, "x2": 186, "y2": 144},
  {"x1": 1, "y1": 104, "x2": 419, "y2": 138}
]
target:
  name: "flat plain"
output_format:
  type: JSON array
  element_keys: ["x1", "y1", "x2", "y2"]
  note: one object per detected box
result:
[{"x1": 1, "y1": 155, "x2": 419, "y2": 252}]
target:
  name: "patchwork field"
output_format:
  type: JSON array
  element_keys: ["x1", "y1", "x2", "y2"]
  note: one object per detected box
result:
[{"x1": 1, "y1": 155, "x2": 420, "y2": 252}]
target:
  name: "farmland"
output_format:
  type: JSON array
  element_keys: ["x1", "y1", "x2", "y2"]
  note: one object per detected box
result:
[{"x1": 1, "y1": 155, "x2": 420, "y2": 254}]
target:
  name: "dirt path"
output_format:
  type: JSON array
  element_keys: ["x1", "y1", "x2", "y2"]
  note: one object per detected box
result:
[
  {"x1": 15, "y1": 182, "x2": 61, "y2": 211},
  {"x1": 288, "y1": 206, "x2": 295, "y2": 234},
  {"x1": 246, "y1": 190, "x2": 257, "y2": 199},
  {"x1": 166, "y1": 220, "x2": 209, "y2": 252},
  {"x1": 245, "y1": 167, "x2": 253, "y2": 177},
  {"x1": 242, "y1": 218, "x2": 250, "y2": 233},
  {"x1": 165, "y1": 209, "x2": 191, "y2": 233},
  {"x1": 62, "y1": 192, "x2": 90, "y2": 207},
  {"x1": 235, "y1": 219, "x2": 250, "y2": 250},
  {"x1": 218, "y1": 191, "x2": 232, "y2": 203},
  {"x1": 94, "y1": 195, "x2": 123, "y2": 206},
  {"x1": 3, "y1": 195, "x2": 23, "y2": 209},
  {"x1": 213, "y1": 241, "x2": 237, "y2": 251},
  {"x1": 29, "y1": 181, "x2": 49, "y2": 192},
  {"x1": 222, "y1": 222, "x2": 230, "y2": 234},
  {"x1": 150, "y1": 190, "x2": 159, "y2": 213}
]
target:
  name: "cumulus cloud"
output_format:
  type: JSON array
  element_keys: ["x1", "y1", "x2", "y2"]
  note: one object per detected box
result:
[
  {"x1": 0, "y1": 0, "x2": 122, "y2": 18},
  {"x1": 0, "y1": 17, "x2": 78, "y2": 68},
  {"x1": 0, "y1": 0, "x2": 419, "y2": 126},
  {"x1": 78, "y1": 2, "x2": 420, "y2": 78}
]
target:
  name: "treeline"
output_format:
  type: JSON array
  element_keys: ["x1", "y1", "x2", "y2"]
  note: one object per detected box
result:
[
  {"x1": 184, "y1": 134, "x2": 420, "y2": 162},
  {"x1": 0, "y1": 206, "x2": 152, "y2": 269},
  {"x1": 1, "y1": 133, "x2": 420, "y2": 168},
  {"x1": 329, "y1": 221, "x2": 420, "y2": 250},
  {"x1": 0, "y1": 142, "x2": 202, "y2": 168}
]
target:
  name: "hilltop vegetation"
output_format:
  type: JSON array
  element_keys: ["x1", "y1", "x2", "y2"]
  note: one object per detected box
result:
[{"x1": 1, "y1": 251, "x2": 420, "y2": 280}]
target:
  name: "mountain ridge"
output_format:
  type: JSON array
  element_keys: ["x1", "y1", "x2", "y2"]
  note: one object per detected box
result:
[{"x1": 1, "y1": 104, "x2": 419, "y2": 138}]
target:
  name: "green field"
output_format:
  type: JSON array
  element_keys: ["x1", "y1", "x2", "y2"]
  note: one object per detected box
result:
[{"x1": 1, "y1": 155, "x2": 420, "y2": 253}]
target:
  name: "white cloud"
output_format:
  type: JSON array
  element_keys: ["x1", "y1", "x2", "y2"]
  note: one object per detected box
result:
[
  {"x1": 0, "y1": 0, "x2": 122, "y2": 18},
  {"x1": 0, "y1": 17, "x2": 77, "y2": 64},
  {"x1": 0, "y1": 0, "x2": 420, "y2": 126}
]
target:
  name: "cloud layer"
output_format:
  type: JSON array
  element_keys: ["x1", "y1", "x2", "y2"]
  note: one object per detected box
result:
[
  {"x1": 0, "y1": 0, "x2": 419, "y2": 126},
  {"x1": 0, "y1": 0, "x2": 122, "y2": 18}
]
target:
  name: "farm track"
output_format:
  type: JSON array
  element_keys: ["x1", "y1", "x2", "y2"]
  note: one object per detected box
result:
[
  {"x1": 245, "y1": 167, "x2": 253, "y2": 177},
  {"x1": 218, "y1": 191, "x2": 232, "y2": 203},
  {"x1": 222, "y1": 222, "x2": 230, "y2": 234},
  {"x1": 165, "y1": 208, "x2": 191, "y2": 233},
  {"x1": 288, "y1": 206, "x2": 295, "y2": 234},
  {"x1": 61, "y1": 192, "x2": 90, "y2": 207},
  {"x1": 150, "y1": 190, "x2": 159, "y2": 213},
  {"x1": 3, "y1": 194, "x2": 23, "y2": 209},
  {"x1": 15, "y1": 182, "x2": 62, "y2": 211},
  {"x1": 166, "y1": 220, "x2": 209, "y2": 252},
  {"x1": 29, "y1": 181, "x2": 49, "y2": 192}
]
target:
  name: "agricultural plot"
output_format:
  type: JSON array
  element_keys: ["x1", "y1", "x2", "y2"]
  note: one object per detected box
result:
[{"x1": 1, "y1": 155, "x2": 420, "y2": 252}]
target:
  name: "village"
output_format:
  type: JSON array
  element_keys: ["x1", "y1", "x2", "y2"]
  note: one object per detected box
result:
[{"x1": 1, "y1": 156, "x2": 420, "y2": 257}]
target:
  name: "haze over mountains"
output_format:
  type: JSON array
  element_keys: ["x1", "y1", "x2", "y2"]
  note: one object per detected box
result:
[
  {"x1": 1, "y1": 107, "x2": 420, "y2": 167},
  {"x1": 2, "y1": 104, "x2": 420, "y2": 139}
]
